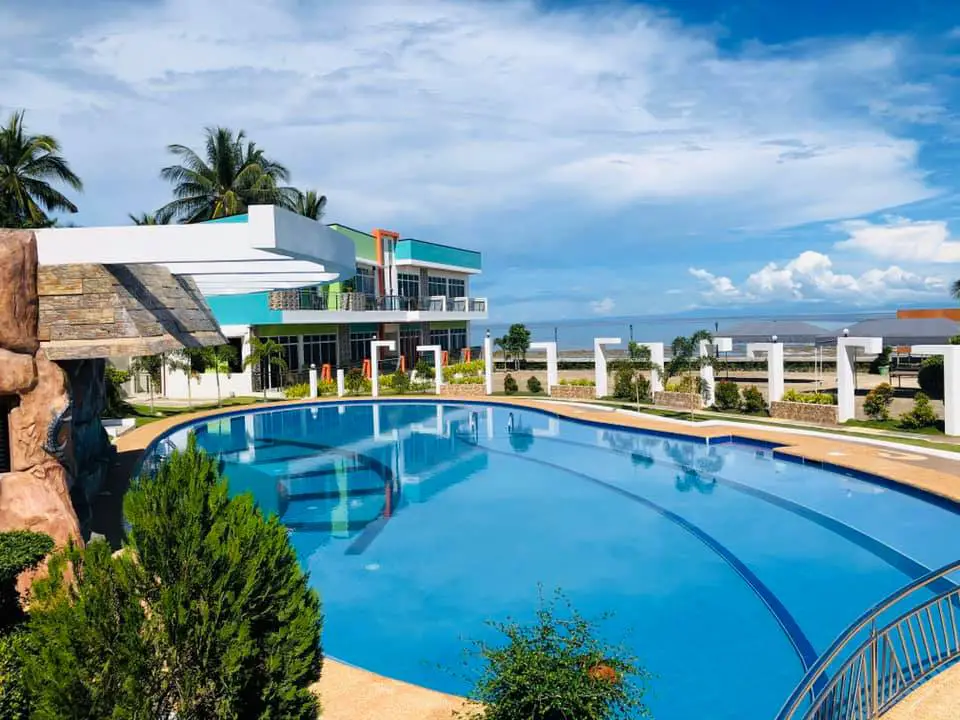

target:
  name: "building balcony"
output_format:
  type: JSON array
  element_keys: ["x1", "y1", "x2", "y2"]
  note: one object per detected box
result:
[{"x1": 267, "y1": 289, "x2": 488, "y2": 322}]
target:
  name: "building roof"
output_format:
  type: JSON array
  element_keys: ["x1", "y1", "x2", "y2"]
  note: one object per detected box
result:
[
  {"x1": 814, "y1": 317, "x2": 960, "y2": 347},
  {"x1": 726, "y1": 320, "x2": 827, "y2": 343},
  {"x1": 38, "y1": 263, "x2": 226, "y2": 360}
]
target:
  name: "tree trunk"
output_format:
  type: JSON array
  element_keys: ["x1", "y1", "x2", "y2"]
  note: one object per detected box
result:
[
  {"x1": 186, "y1": 372, "x2": 193, "y2": 409},
  {"x1": 215, "y1": 367, "x2": 222, "y2": 407}
]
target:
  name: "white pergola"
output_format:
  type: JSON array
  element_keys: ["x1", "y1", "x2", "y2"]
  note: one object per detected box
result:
[
  {"x1": 594, "y1": 337, "x2": 621, "y2": 398},
  {"x1": 700, "y1": 337, "x2": 732, "y2": 406},
  {"x1": 837, "y1": 336, "x2": 883, "y2": 422},
  {"x1": 35, "y1": 205, "x2": 356, "y2": 295},
  {"x1": 746, "y1": 341, "x2": 785, "y2": 403},
  {"x1": 417, "y1": 344, "x2": 443, "y2": 395},
  {"x1": 529, "y1": 341, "x2": 558, "y2": 395},
  {"x1": 634, "y1": 342, "x2": 665, "y2": 394},
  {"x1": 483, "y1": 331, "x2": 494, "y2": 395},
  {"x1": 370, "y1": 339, "x2": 396, "y2": 398},
  {"x1": 911, "y1": 344, "x2": 959, "y2": 436}
]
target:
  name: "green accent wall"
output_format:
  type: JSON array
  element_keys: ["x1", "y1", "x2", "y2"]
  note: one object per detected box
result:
[
  {"x1": 397, "y1": 239, "x2": 481, "y2": 271},
  {"x1": 328, "y1": 224, "x2": 377, "y2": 261},
  {"x1": 255, "y1": 323, "x2": 340, "y2": 335},
  {"x1": 207, "y1": 293, "x2": 280, "y2": 325},
  {"x1": 429, "y1": 321, "x2": 468, "y2": 330}
]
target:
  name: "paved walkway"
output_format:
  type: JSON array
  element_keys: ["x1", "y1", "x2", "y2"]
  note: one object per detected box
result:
[{"x1": 111, "y1": 395, "x2": 960, "y2": 719}]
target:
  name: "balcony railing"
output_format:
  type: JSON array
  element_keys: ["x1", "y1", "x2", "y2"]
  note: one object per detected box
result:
[{"x1": 268, "y1": 289, "x2": 487, "y2": 314}]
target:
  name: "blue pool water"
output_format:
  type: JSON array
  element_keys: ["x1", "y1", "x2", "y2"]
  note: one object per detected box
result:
[{"x1": 154, "y1": 401, "x2": 960, "y2": 720}]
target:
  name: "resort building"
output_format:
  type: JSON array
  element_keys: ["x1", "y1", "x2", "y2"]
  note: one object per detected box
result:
[{"x1": 170, "y1": 220, "x2": 487, "y2": 398}]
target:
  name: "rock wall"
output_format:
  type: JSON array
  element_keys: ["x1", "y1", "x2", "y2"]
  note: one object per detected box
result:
[
  {"x1": 551, "y1": 384, "x2": 596, "y2": 400},
  {"x1": 439, "y1": 383, "x2": 487, "y2": 397},
  {"x1": 654, "y1": 391, "x2": 703, "y2": 411},
  {"x1": 0, "y1": 231, "x2": 83, "y2": 560},
  {"x1": 770, "y1": 401, "x2": 838, "y2": 425}
]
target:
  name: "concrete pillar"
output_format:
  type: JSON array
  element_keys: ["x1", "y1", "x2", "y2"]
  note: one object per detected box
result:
[
  {"x1": 699, "y1": 337, "x2": 732, "y2": 406},
  {"x1": 483, "y1": 331, "x2": 494, "y2": 395},
  {"x1": 837, "y1": 337, "x2": 882, "y2": 422},
  {"x1": 746, "y1": 342, "x2": 785, "y2": 403},
  {"x1": 370, "y1": 340, "x2": 396, "y2": 398},
  {"x1": 635, "y1": 342, "x2": 665, "y2": 393},
  {"x1": 336, "y1": 368, "x2": 345, "y2": 397},
  {"x1": 308, "y1": 364, "x2": 318, "y2": 399},
  {"x1": 529, "y1": 341, "x2": 558, "y2": 394},
  {"x1": 417, "y1": 344, "x2": 443, "y2": 394},
  {"x1": 911, "y1": 345, "x2": 959, "y2": 436},
  {"x1": 594, "y1": 338, "x2": 622, "y2": 398}
]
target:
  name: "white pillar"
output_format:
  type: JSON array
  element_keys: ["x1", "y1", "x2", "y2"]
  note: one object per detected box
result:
[
  {"x1": 699, "y1": 337, "x2": 732, "y2": 406},
  {"x1": 417, "y1": 344, "x2": 443, "y2": 395},
  {"x1": 746, "y1": 343, "x2": 785, "y2": 403},
  {"x1": 837, "y1": 337, "x2": 882, "y2": 422},
  {"x1": 371, "y1": 340, "x2": 396, "y2": 398},
  {"x1": 911, "y1": 345, "x2": 959, "y2": 436},
  {"x1": 308, "y1": 364, "x2": 318, "y2": 399},
  {"x1": 483, "y1": 332, "x2": 494, "y2": 395},
  {"x1": 336, "y1": 368, "x2": 345, "y2": 397},
  {"x1": 594, "y1": 337, "x2": 622, "y2": 398},
  {"x1": 634, "y1": 342, "x2": 665, "y2": 393},
  {"x1": 530, "y1": 341, "x2": 558, "y2": 394}
]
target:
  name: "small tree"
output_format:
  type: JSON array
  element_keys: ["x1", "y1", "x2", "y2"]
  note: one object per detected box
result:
[
  {"x1": 392, "y1": 368, "x2": 411, "y2": 394},
  {"x1": 665, "y1": 330, "x2": 713, "y2": 400},
  {"x1": 741, "y1": 385, "x2": 767, "y2": 415},
  {"x1": 498, "y1": 324, "x2": 532, "y2": 370},
  {"x1": 526, "y1": 376, "x2": 543, "y2": 394},
  {"x1": 243, "y1": 336, "x2": 287, "y2": 401},
  {"x1": 863, "y1": 383, "x2": 894, "y2": 421},
  {"x1": 129, "y1": 354, "x2": 163, "y2": 413},
  {"x1": 504, "y1": 374, "x2": 518, "y2": 394},
  {"x1": 713, "y1": 380, "x2": 741, "y2": 411},
  {"x1": 202, "y1": 343, "x2": 240, "y2": 407},
  {"x1": 459, "y1": 589, "x2": 651, "y2": 720},
  {"x1": 345, "y1": 367, "x2": 366, "y2": 394},
  {"x1": 164, "y1": 348, "x2": 203, "y2": 408},
  {"x1": 899, "y1": 392, "x2": 938, "y2": 430}
]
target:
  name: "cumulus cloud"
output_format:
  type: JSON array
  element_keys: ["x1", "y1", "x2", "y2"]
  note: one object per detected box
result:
[
  {"x1": 833, "y1": 216, "x2": 960, "y2": 263},
  {"x1": 0, "y1": 0, "x2": 941, "y2": 237},
  {"x1": 690, "y1": 251, "x2": 945, "y2": 304},
  {"x1": 590, "y1": 297, "x2": 616, "y2": 314}
]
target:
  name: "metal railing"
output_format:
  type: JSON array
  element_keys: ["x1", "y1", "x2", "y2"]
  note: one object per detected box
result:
[
  {"x1": 267, "y1": 289, "x2": 487, "y2": 313},
  {"x1": 776, "y1": 559, "x2": 960, "y2": 720}
]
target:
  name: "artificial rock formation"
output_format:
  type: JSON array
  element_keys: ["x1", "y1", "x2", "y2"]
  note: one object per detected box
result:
[{"x1": 0, "y1": 230, "x2": 83, "y2": 554}]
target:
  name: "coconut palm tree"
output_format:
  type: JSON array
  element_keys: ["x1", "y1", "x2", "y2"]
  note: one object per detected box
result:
[
  {"x1": 295, "y1": 190, "x2": 327, "y2": 220},
  {"x1": 0, "y1": 110, "x2": 83, "y2": 228},
  {"x1": 156, "y1": 127, "x2": 297, "y2": 224},
  {"x1": 243, "y1": 336, "x2": 288, "y2": 401},
  {"x1": 128, "y1": 212, "x2": 169, "y2": 225}
]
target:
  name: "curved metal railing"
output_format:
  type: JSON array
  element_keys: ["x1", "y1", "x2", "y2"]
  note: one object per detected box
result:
[{"x1": 775, "y1": 559, "x2": 960, "y2": 720}]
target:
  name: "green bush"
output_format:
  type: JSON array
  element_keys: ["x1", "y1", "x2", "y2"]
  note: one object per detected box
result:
[
  {"x1": 0, "y1": 531, "x2": 54, "y2": 633},
  {"x1": 450, "y1": 376, "x2": 484, "y2": 385},
  {"x1": 103, "y1": 366, "x2": 131, "y2": 418},
  {"x1": 345, "y1": 367, "x2": 369, "y2": 394},
  {"x1": 665, "y1": 375, "x2": 697, "y2": 394},
  {"x1": 391, "y1": 369, "x2": 411, "y2": 394},
  {"x1": 917, "y1": 356, "x2": 944, "y2": 400},
  {"x1": 898, "y1": 392, "x2": 938, "y2": 430},
  {"x1": 559, "y1": 378, "x2": 595, "y2": 387},
  {"x1": 459, "y1": 590, "x2": 651, "y2": 720},
  {"x1": 0, "y1": 631, "x2": 31, "y2": 719},
  {"x1": 504, "y1": 374, "x2": 519, "y2": 395},
  {"x1": 443, "y1": 360, "x2": 485, "y2": 382},
  {"x1": 20, "y1": 436, "x2": 323, "y2": 719},
  {"x1": 741, "y1": 385, "x2": 767, "y2": 414},
  {"x1": 526, "y1": 376, "x2": 543, "y2": 394},
  {"x1": 782, "y1": 389, "x2": 835, "y2": 405},
  {"x1": 284, "y1": 382, "x2": 310, "y2": 399},
  {"x1": 415, "y1": 359, "x2": 434, "y2": 380},
  {"x1": 318, "y1": 379, "x2": 337, "y2": 396},
  {"x1": 713, "y1": 381, "x2": 741, "y2": 411},
  {"x1": 869, "y1": 346, "x2": 892, "y2": 374},
  {"x1": 863, "y1": 383, "x2": 894, "y2": 420}
]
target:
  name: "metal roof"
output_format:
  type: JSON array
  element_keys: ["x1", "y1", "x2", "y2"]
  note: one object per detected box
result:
[
  {"x1": 725, "y1": 320, "x2": 828, "y2": 344},
  {"x1": 814, "y1": 317, "x2": 960, "y2": 347}
]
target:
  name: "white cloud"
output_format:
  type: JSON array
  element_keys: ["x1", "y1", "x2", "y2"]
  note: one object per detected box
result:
[
  {"x1": 590, "y1": 297, "x2": 616, "y2": 314},
  {"x1": 833, "y1": 216, "x2": 960, "y2": 263},
  {"x1": 0, "y1": 0, "x2": 942, "y2": 238},
  {"x1": 691, "y1": 251, "x2": 945, "y2": 304}
]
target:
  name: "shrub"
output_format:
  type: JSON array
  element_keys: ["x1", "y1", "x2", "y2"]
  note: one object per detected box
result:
[
  {"x1": 415, "y1": 359, "x2": 435, "y2": 380},
  {"x1": 899, "y1": 392, "x2": 938, "y2": 430},
  {"x1": 559, "y1": 378, "x2": 595, "y2": 387},
  {"x1": 20, "y1": 436, "x2": 323, "y2": 719},
  {"x1": 443, "y1": 360, "x2": 485, "y2": 382},
  {"x1": 345, "y1": 367, "x2": 369, "y2": 394},
  {"x1": 459, "y1": 590, "x2": 651, "y2": 720},
  {"x1": 666, "y1": 375, "x2": 697, "y2": 394},
  {"x1": 713, "y1": 380, "x2": 741, "y2": 411},
  {"x1": 391, "y1": 369, "x2": 411, "y2": 394},
  {"x1": 103, "y1": 366, "x2": 131, "y2": 418},
  {"x1": 740, "y1": 385, "x2": 766, "y2": 414},
  {"x1": 863, "y1": 383, "x2": 894, "y2": 421},
  {"x1": 284, "y1": 382, "x2": 310, "y2": 399},
  {"x1": 917, "y1": 356, "x2": 944, "y2": 400},
  {"x1": 782, "y1": 389, "x2": 835, "y2": 405},
  {"x1": 318, "y1": 379, "x2": 337, "y2": 396},
  {"x1": 869, "y1": 346, "x2": 892, "y2": 374},
  {"x1": 612, "y1": 366, "x2": 635, "y2": 399},
  {"x1": 527, "y1": 376, "x2": 543, "y2": 394},
  {"x1": 504, "y1": 374, "x2": 519, "y2": 394},
  {"x1": 451, "y1": 376, "x2": 484, "y2": 385}
]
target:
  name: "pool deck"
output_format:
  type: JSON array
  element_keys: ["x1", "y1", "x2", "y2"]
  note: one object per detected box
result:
[{"x1": 112, "y1": 395, "x2": 960, "y2": 719}]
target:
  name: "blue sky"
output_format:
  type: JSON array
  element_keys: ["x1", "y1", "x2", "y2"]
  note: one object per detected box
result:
[{"x1": 2, "y1": 0, "x2": 959, "y2": 322}]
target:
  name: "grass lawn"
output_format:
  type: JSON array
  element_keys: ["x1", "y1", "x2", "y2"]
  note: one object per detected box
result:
[{"x1": 129, "y1": 396, "x2": 263, "y2": 426}]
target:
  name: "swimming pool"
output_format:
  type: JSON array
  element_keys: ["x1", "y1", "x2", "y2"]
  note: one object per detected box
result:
[{"x1": 153, "y1": 401, "x2": 960, "y2": 719}]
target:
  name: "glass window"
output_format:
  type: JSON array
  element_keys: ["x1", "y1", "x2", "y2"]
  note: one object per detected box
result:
[
  {"x1": 398, "y1": 272, "x2": 420, "y2": 299},
  {"x1": 427, "y1": 276, "x2": 447, "y2": 296},
  {"x1": 447, "y1": 278, "x2": 466, "y2": 298},
  {"x1": 350, "y1": 331, "x2": 377, "y2": 363},
  {"x1": 429, "y1": 329, "x2": 450, "y2": 351},
  {"x1": 449, "y1": 328, "x2": 467, "y2": 351},
  {"x1": 303, "y1": 334, "x2": 337, "y2": 368},
  {"x1": 355, "y1": 266, "x2": 376, "y2": 295}
]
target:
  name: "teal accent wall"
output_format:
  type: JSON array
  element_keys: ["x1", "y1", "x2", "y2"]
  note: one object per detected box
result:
[
  {"x1": 397, "y1": 239, "x2": 481, "y2": 270},
  {"x1": 349, "y1": 323, "x2": 378, "y2": 333},
  {"x1": 202, "y1": 214, "x2": 249, "y2": 224},
  {"x1": 207, "y1": 292, "x2": 281, "y2": 325}
]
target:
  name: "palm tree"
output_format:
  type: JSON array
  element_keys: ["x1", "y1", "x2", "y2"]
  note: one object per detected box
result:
[
  {"x1": 295, "y1": 190, "x2": 327, "y2": 220},
  {"x1": 243, "y1": 336, "x2": 287, "y2": 402},
  {"x1": 156, "y1": 127, "x2": 297, "y2": 224},
  {"x1": 130, "y1": 354, "x2": 164, "y2": 414},
  {"x1": 952, "y1": 279, "x2": 960, "y2": 301},
  {"x1": 0, "y1": 110, "x2": 83, "y2": 228},
  {"x1": 129, "y1": 212, "x2": 169, "y2": 225},
  {"x1": 202, "y1": 344, "x2": 239, "y2": 407},
  {"x1": 165, "y1": 349, "x2": 199, "y2": 408}
]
